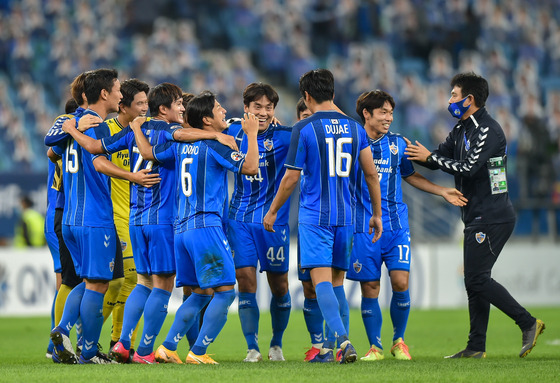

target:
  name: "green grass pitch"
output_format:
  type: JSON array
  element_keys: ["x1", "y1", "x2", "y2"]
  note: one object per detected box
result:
[{"x1": 1, "y1": 307, "x2": 558, "y2": 382}]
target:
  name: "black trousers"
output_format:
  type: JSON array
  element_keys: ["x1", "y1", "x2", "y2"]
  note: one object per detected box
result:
[
  {"x1": 54, "y1": 208, "x2": 81, "y2": 288},
  {"x1": 463, "y1": 221, "x2": 535, "y2": 351}
]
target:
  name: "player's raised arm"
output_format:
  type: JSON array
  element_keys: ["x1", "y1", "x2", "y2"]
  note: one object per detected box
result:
[
  {"x1": 358, "y1": 146, "x2": 383, "y2": 242},
  {"x1": 129, "y1": 116, "x2": 155, "y2": 160},
  {"x1": 61, "y1": 116, "x2": 104, "y2": 154},
  {"x1": 240, "y1": 112, "x2": 259, "y2": 175}
]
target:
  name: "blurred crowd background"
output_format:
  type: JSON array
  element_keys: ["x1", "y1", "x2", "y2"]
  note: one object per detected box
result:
[{"x1": 0, "y1": 0, "x2": 558, "y2": 241}]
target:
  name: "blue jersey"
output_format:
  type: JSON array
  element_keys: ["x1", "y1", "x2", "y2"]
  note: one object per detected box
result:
[
  {"x1": 286, "y1": 110, "x2": 368, "y2": 226},
  {"x1": 45, "y1": 161, "x2": 59, "y2": 233},
  {"x1": 228, "y1": 121, "x2": 292, "y2": 225},
  {"x1": 56, "y1": 109, "x2": 114, "y2": 227},
  {"x1": 44, "y1": 107, "x2": 86, "y2": 146},
  {"x1": 154, "y1": 139, "x2": 245, "y2": 232},
  {"x1": 355, "y1": 132, "x2": 414, "y2": 233},
  {"x1": 101, "y1": 119, "x2": 178, "y2": 226}
]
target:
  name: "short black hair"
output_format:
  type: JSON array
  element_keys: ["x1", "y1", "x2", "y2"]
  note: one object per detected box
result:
[
  {"x1": 83, "y1": 68, "x2": 119, "y2": 105},
  {"x1": 243, "y1": 83, "x2": 279, "y2": 108},
  {"x1": 186, "y1": 91, "x2": 216, "y2": 130},
  {"x1": 119, "y1": 78, "x2": 149, "y2": 109},
  {"x1": 299, "y1": 69, "x2": 334, "y2": 103},
  {"x1": 182, "y1": 92, "x2": 195, "y2": 123},
  {"x1": 296, "y1": 97, "x2": 309, "y2": 119},
  {"x1": 450, "y1": 72, "x2": 489, "y2": 108},
  {"x1": 65, "y1": 98, "x2": 79, "y2": 114},
  {"x1": 147, "y1": 82, "x2": 182, "y2": 117},
  {"x1": 355, "y1": 90, "x2": 395, "y2": 124},
  {"x1": 70, "y1": 72, "x2": 89, "y2": 106}
]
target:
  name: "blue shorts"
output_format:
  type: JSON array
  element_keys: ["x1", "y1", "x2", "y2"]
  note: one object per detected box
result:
[
  {"x1": 62, "y1": 225, "x2": 117, "y2": 281},
  {"x1": 296, "y1": 233, "x2": 311, "y2": 281},
  {"x1": 228, "y1": 220, "x2": 289, "y2": 273},
  {"x1": 45, "y1": 230, "x2": 62, "y2": 273},
  {"x1": 298, "y1": 224, "x2": 353, "y2": 271},
  {"x1": 174, "y1": 226, "x2": 236, "y2": 290},
  {"x1": 130, "y1": 224, "x2": 175, "y2": 275},
  {"x1": 346, "y1": 228, "x2": 411, "y2": 282}
]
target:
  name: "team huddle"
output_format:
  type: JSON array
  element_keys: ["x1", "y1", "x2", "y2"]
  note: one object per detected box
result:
[{"x1": 42, "y1": 67, "x2": 542, "y2": 366}]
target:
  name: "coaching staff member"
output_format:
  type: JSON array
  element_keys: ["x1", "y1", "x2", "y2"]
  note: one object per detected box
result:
[{"x1": 404, "y1": 72, "x2": 544, "y2": 359}]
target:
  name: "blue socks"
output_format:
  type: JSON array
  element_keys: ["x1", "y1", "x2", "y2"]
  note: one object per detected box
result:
[
  {"x1": 79, "y1": 289, "x2": 105, "y2": 360},
  {"x1": 333, "y1": 285, "x2": 349, "y2": 348},
  {"x1": 390, "y1": 290, "x2": 410, "y2": 341},
  {"x1": 47, "y1": 290, "x2": 58, "y2": 353},
  {"x1": 119, "y1": 283, "x2": 151, "y2": 350},
  {"x1": 136, "y1": 288, "x2": 171, "y2": 357},
  {"x1": 362, "y1": 297, "x2": 383, "y2": 348},
  {"x1": 303, "y1": 297, "x2": 324, "y2": 345},
  {"x1": 270, "y1": 291, "x2": 291, "y2": 348},
  {"x1": 183, "y1": 294, "x2": 201, "y2": 349},
  {"x1": 57, "y1": 282, "x2": 85, "y2": 336},
  {"x1": 162, "y1": 292, "x2": 212, "y2": 351},
  {"x1": 238, "y1": 292, "x2": 260, "y2": 351},
  {"x1": 315, "y1": 281, "x2": 347, "y2": 349},
  {"x1": 191, "y1": 289, "x2": 235, "y2": 356}
]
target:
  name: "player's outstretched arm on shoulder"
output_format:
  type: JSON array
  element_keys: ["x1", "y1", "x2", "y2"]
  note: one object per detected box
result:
[
  {"x1": 76, "y1": 114, "x2": 103, "y2": 132},
  {"x1": 264, "y1": 168, "x2": 301, "y2": 232},
  {"x1": 359, "y1": 147, "x2": 383, "y2": 242},
  {"x1": 240, "y1": 112, "x2": 259, "y2": 175},
  {"x1": 173, "y1": 127, "x2": 239, "y2": 151},
  {"x1": 62, "y1": 118, "x2": 104, "y2": 154}
]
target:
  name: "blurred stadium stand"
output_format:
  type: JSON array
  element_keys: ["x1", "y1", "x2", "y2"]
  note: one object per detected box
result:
[{"x1": 0, "y1": 0, "x2": 558, "y2": 241}]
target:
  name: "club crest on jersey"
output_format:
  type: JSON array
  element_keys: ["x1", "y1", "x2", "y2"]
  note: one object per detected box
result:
[
  {"x1": 475, "y1": 232, "x2": 486, "y2": 243},
  {"x1": 231, "y1": 151, "x2": 243, "y2": 161},
  {"x1": 263, "y1": 138, "x2": 274, "y2": 151},
  {"x1": 353, "y1": 260, "x2": 362, "y2": 273},
  {"x1": 120, "y1": 240, "x2": 127, "y2": 252},
  {"x1": 109, "y1": 258, "x2": 115, "y2": 272},
  {"x1": 390, "y1": 142, "x2": 398, "y2": 155}
]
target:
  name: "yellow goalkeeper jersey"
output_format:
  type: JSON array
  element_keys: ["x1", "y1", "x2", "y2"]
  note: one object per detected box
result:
[{"x1": 106, "y1": 117, "x2": 130, "y2": 222}]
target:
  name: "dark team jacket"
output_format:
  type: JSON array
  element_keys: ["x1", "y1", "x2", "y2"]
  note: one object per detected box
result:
[{"x1": 422, "y1": 107, "x2": 516, "y2": 226}]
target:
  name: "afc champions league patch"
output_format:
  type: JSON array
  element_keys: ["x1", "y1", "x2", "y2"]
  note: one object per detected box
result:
[
  {"x1": 231, "y1": 151, "x2": 243, "y2": 161},
  {"x1": 120, "y1": 240, "x2": 127, "y2": 252},
  {"x1": 475, "y1": 232, "x2": 486, "y2": 244},
  {"x1": 353, "y1": 260, "x2": 362, "y2": 273},
  {"x1": 389, "y1": 142, "x2": 398, "y2": 155},
  {"x1": 263, "y1": 138, "x2": 274, "y2": 151}
]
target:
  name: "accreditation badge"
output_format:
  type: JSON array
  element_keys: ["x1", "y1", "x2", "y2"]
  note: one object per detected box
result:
[{"x1": 487, "y1": 156, "x2": 508, "y2": 195}]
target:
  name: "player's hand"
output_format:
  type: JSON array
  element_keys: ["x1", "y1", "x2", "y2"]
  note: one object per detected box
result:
[
  {"x1": 132, "y1": 168, "x2": 161, "y2": 188},
  {"x1": 263, "y1": 211, "x2": 277, "y2": 232},
  {"x1": 271, "y1": 116, "x2": 281, "y2": 126},
  {"x1": 242, "y1": 112, "x2": 259, "y2": 136},
  {"x1": 77, "y1": 115, "x2": 103, "y2": 132},
  {"x1": 216, "y1": 132, "x2": 238, "y2": 151},
  {"x1": 368, "y1": 216, "x2": 383, "y2": 243},
  {"x1": 442, "y1": 188, "x2": 468, "y2": 207},
  {"x1": 130, "y1": 116, "x2": 147, "y2": 131},
  {"x1": 403, "y1": 137, "x2": 431, "y2": 163},
  {"x1": 61, "y1": 118, "x2": 76, "y2": 133}
]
